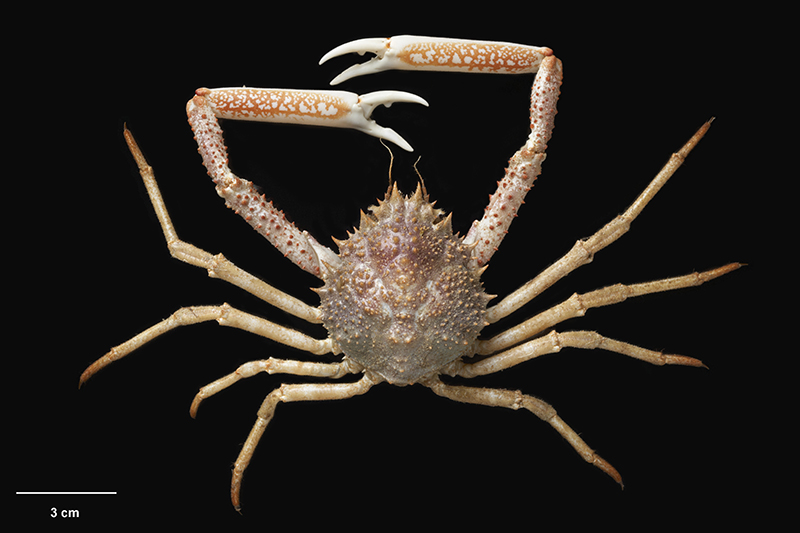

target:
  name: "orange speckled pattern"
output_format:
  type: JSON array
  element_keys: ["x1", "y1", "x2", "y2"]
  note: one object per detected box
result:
[
  {"x1": 202, "y1": 87, "x2": 352, "y2": 122},
  {"x1": 394, "y1": 38, "x2": 551, "y2": 73}
]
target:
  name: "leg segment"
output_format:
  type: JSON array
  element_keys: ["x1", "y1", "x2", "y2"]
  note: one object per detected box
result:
[
  {"x1": 452, "y1": 330, "x2": 705, "y2": 381},
  {"x1": 479, "y1": 262, "x2": 741, "y2": 355},
  {"x1": 185, "y1": 99, "x2": 330, "y2": 278},
  {"x1": 124, "y1": 127, "x2": 322, "y2": 323},
  {"x1": 79, "y1": 304, "x2": 331, "y2": 387},
  {"x1": 425, "y1": 378, "x2": 622, "y2": 486},
  {"x1": 189, "y1": 357, "x2": 363, "y2": 417},
  {"x1": 231, "y1": 375, "x2": 376, "y2": 511},
  {"x1": 487, "y1": 120, "x2": 716, "y2": 323},
  {"x1": 464, "y1": 54, "x2": 562, "y2": 267}
]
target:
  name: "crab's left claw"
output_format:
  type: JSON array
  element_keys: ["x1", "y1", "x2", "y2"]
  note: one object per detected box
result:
[
  {"x1": 196, "y1": 87, "x2": 427, "y2": 152},
  {"x1": 321, "y1": 35, "x2": 553, "y2": 85}
]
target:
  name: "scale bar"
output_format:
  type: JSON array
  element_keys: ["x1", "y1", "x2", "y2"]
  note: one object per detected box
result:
[{"x1": 16, "y1": 492, "x2": 117, "y2": 495}]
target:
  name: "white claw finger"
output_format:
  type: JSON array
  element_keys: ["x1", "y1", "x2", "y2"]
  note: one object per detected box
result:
[
  {"x1": 358, "y1": 90, "x2": 429, "y2": 118},
  {"x1": 320, "y1": 37, "x2": 388, "y2": 64}
]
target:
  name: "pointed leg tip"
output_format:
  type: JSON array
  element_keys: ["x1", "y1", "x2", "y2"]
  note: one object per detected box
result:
[
  {"x1": 231, "y1": 491, "x2": 242, "y2": 514},
  {"x1": 707, "y1": 262, "x2": 744, "y2": 281},
  {"x1": 594, "y1": 456, "x2": 623, "y2": 487},
  {"x1": 189, "y1": 397, "x2": 202, "y2": 419},
  {"x1": 78, "y1": 367, "x2": 95, "y2": 389},
  {"x1": 664, "y1": 354, "x2": 708, "y2": 368}
]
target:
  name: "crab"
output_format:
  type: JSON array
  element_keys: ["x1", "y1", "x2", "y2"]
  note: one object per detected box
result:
[{"x1": 80, "y1": 35, "x2": 740, "y2": 511}]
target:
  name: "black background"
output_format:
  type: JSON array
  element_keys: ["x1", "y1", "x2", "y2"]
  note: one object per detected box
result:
[{"x1": 11, "y1": 7, "x2": 782, "y2": 529}]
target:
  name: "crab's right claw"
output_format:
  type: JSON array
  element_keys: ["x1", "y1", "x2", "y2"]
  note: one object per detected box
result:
[
  {"x1": 320, "y1": 37, "x2": 392, "y2": 85},
  {"x1": 320, "y1": 35, "x2": 553, "y2": 85}
]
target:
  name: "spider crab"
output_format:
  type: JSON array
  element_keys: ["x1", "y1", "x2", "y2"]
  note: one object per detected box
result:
[{"x1": 80, "y1": 36, "x2": 739, "y2": 510}]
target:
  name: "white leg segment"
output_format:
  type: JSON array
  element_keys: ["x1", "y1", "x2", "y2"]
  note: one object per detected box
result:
[
  {"x1": 123, "y1": 127, "x2": 322, "y2": 322},
  {"x1": 452, "y1": 330, "x2": 706, "y2": 380},
  {"x1": 79, "y1": 304, "x2": 332, "y2": 387},
  {"x1": 479, "y1": 262, "x2": 741, "y2": 355},
  {"x1": 425, "y1": 377, "x2": 623, "y2": 486},
  {"x1": 231, "y1": 375, "x2": 376, "y2": 511},
  {"x1": 487, "y1": 120, "x2": 716, "y2": 322},
  {"x1": 190, "y1": 357, "x2": 363, "y2": 417}
]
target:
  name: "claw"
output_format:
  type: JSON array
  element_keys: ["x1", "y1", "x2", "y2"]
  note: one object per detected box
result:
[
  {"x1": 320, "y1": 37, "x2": 392, "y2": 84},
  {"x1": 353, "y1": 90, "x2": 428, "y2": 151},
  {"x1": 320, "y1": 37, "x2": 389, "y2": 63},
  {"x1": 321, "y1": 35, "x2": 553, "y2": 85},
  {"x1": 199, "y1": 87, "x2": 427, "y2": 151}
]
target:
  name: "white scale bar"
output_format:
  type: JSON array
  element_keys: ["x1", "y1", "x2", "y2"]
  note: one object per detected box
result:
[{"x1": 16, "y1": 492, "x2": 117, "y2": 495}]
